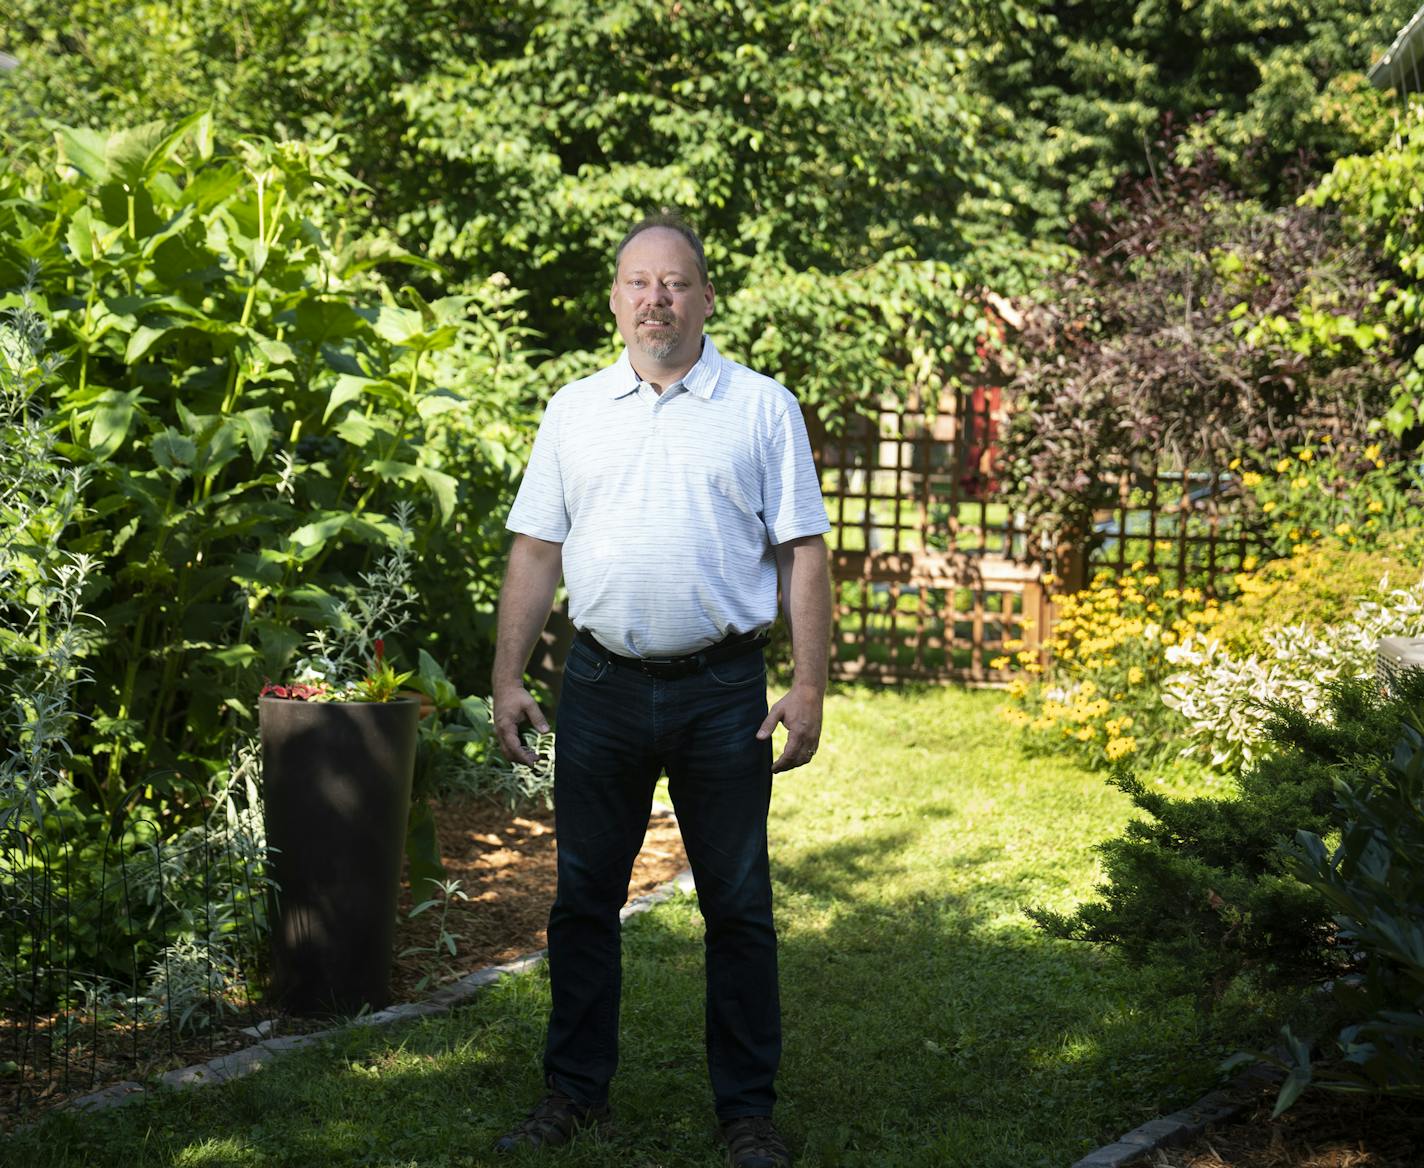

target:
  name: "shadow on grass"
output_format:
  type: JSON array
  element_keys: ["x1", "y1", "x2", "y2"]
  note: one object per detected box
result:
[{"x1": 6, "y1": 823, "x2": 1223, "y2": 1168}]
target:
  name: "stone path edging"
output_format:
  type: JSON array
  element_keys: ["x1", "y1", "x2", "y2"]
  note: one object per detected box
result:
[
  {"x1": 1069, "y1": 1061, "x2": 1284, "y2": 1167},
  {"x1": 58, "y1": 866, "x2": 697, "y2": 1118}
]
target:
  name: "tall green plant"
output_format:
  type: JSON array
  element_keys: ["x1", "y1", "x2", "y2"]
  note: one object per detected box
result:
[
  {"x1": 0, "y1": 116, "x2": 494, "y2": 812},
  {"x1": 1311, "y1": 101, "x2": 1424, "y2": 440}
]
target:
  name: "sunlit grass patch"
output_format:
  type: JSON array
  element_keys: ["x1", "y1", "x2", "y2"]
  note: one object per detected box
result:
[{"x1": 6, "y1": 687, "x2": 1255, "y2": 1167}]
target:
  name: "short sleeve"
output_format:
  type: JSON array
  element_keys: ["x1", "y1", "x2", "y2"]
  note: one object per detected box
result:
[
  {"x1": 506, "y1": 396, "x2": 570, "y2": 542},
  {"x1": 761, "y1": 400, "x2": 830, "y2": 545}
]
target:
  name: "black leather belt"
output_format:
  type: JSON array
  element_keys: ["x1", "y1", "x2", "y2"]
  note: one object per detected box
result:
[{"x1": 575, "y1": 628, "x2": 769, "y2": 679}]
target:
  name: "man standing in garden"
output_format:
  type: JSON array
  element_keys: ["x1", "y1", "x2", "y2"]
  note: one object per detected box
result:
[{"x1": 490, "y1": 212, "x2": 831, "y2": 1168}]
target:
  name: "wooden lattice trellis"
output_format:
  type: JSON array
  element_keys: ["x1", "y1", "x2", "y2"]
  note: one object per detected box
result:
[
  {"x1": 808, "y1": 381, "x2": 1048, "y2": 685},
  {"x1": 1071, "y1": 458, "x2": 1268, "y2": 594},
  {"x1": 806, "y1": 386, "x2": 1269, "y2": 685}
]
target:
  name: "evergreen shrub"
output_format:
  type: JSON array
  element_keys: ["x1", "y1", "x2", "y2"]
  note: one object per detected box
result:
[
  {"x1": 1032, "y1": 677, "x2": 1424, "y2": 1007},
  {"x1": 1281, "y1": 688, "x2": 1424, "y2": 1102}
]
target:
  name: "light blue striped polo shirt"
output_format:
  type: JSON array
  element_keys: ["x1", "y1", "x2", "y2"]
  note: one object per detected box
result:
[{"x1": 506, "y1": 336, "x2": 830, "y2": 658}]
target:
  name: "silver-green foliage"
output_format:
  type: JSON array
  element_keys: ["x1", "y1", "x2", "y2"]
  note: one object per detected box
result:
[
  {"x1": 0, "y1": 292, "x2": 93, "y2": 825},
  {"x1": 291, "y1": 501, "x2": 418, "y2": 693},
  {"x1": 1162, "y1": 575, "x2": 1424, "y2": 771}
]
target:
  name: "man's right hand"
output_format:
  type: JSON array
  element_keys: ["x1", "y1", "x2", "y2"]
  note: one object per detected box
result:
[
  {"x1": 490, "y1": 533, "x2": 564, "y2": 767},
  {"x1": 493, "y1": 684, "x2": 550, "y2": 766}
]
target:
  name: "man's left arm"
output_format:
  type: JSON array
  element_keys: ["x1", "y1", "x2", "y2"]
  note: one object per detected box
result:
[{"x1": 757, "y1": 534, "x2": 832, "y2": 772}]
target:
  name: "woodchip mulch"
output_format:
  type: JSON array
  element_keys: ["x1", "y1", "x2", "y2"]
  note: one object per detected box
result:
[{"x1": 1145, "y1": 1083, "x2": 1423, "y2": 1168}]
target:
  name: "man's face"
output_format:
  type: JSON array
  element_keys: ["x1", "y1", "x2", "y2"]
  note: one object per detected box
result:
[{"x1": 609, "y1": 227, "x2": 714, "y2": 373}]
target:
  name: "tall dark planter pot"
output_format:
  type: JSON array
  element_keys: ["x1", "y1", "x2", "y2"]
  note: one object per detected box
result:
[{"x1": 259, "y1": 696, "x2": 419, "y2": 1016}]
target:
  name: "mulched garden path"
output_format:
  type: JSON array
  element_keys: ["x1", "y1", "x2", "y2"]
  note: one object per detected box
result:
[
  {"x1": 1147, "y1": 1083, "x2": 1422, "y2": 1168},
  {"x1": 388, "y1": 794, "x2": 688, "y2": 999}
]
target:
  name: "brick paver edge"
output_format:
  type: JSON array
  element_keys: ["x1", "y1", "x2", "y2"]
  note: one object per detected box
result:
[{"x1": 1068, "y1": 1062, "x2": 1285, "y2": 1168}]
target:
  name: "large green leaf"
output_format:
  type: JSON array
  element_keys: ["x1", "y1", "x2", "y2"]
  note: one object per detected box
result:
[
  {"x1": 205, "y1": 644, "x2": 260, "y2": 668},
  {"x1": 56, "y1": 119, "x2": 189, "y2": 196},
  {"x1": 55, "y1": 125, "x2": 111, "y2": 184},
  {"x1": 150, "y1": 428, "x2": 197, "y2": 470},
  {"x1": 366, "y1": 460, "x2": 457, "y2": 522},
  {"x1": 87, "y1": 387, "x2": 145, "y2": 459},
  {"x1": 333, "y1": 411, "x2": 379, "y2": 446},
  {"x1": 103, "y1": 112, "x2": 210, "y2": 189},
  {"x1": 324, "y1": 374, "x2": 374, "y2": 422},
  {"x1": 288, "y1": 512, "x2": 356, "y2": 551},
  {"x1": 368, "y1": 304, "x2": 424, "y2": 347},
  {"x1": 233, "y1": 407, "x2": 274, "y2": 464},
  {"x1": 125, "y1": 321, "x2": 177, "y2": 364},
  {"x1": 290, "y1": 299, "x2": 365, "y2": 346},
  {"x1": 415, "y1": 388, "x2": 466, "y2": 421},
  {"x1": 332, "y1": 236, "x2": 442, "y2": 278},
  {"x1": 138, "y1": 204, "x2": 195, "y2": 258},
  {"x1": 403, "y1": 799, "x2": 446, "y2": 890},
  {"x1": 64, "y1": 205, "x2": 96, "y2": 263}
]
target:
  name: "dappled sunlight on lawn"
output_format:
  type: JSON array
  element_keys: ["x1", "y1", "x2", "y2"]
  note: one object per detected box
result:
[{"x1": 6, "y1": 688, "x2": 1231, "y2": 1168}]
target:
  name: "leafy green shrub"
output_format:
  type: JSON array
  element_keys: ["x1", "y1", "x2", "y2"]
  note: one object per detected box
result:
[
  {"x1": 3, "y1": 0, "x2": 1017, "y2": 404},
  {"x1": 408, "y1": 653, "x2": 554, "y2": 816},
  {"x1": 1032, "y1": 677, "x2": 1424, "y2": 1005},
  {"x1": 1236, "y1": 440, "x2": 1424, "y2": 559},
  {"x1": 999, "y1": 147, "x2": 1396, "y2": 553},
  {"x1": 1281, "y1": 696, "x2": 1424, "y2": 1103},
  {"x1": 964, "y1": 0, "x2": 1403, "y2": 232},
  {"x1": 0, "y1": 118, "x2": 547, "y2": 1025},
  {"x1": 1311, "y1": 101, "x2": 1424, "y2": 439},
  {"x1": 0, "y1": 116, "x2": 528, "y2": 810},
  {"x1": 1200, "y1": 536, "x2": 1424, "y2": 655},
  {"x1": 4, "y1": 295, "x2": 269, "y2": 1027}
]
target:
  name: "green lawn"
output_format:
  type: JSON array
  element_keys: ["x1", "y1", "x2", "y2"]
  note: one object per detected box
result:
[{"x1": 8, "y1": 688, "x2": 1248, "y2": 1167}]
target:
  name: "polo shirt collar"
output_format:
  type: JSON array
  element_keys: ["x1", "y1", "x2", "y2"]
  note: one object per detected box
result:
[{"x1": 608, "y1": 335, "x2": 724, "y2": 400}]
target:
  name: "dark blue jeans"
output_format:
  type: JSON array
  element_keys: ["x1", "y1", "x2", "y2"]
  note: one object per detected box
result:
[{"x1": 543, "y1": 635, "x2": 779, "y2": 1120}]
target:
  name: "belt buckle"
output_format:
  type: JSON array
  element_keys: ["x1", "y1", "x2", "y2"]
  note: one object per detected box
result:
[{"x1": 638, "y1": 655, "x2": 701, "y2": 679}]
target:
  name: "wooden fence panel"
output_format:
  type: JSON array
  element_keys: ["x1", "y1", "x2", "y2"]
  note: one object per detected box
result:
[
  {"x1": 807, "y1": 390, "x2": 1268, "y2": 684},
  {"x1": 808, "y1": 383, "x2": 1043, "y2": 685}
]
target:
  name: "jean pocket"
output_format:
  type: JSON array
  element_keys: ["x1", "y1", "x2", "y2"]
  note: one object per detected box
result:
[
  {"x1": 563, "y1": 638, "x2": 610, "y2": 685},
  {"x1": 705, "y1": 649, "x2": 767, "y2": 689}
]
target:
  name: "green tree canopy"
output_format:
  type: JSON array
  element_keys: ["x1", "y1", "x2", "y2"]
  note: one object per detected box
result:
[{"x1": 962, "y1": 0, "x2": 1413, "y2": 234}]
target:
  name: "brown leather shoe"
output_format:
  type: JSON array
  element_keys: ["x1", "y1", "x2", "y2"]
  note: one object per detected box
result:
[
  {"x1": 493, "y1": 1089, "x2": 611, "y2": 1154},
  {"x1": 720, "y1": 1115, "x2": 792, "y2": 1168}
]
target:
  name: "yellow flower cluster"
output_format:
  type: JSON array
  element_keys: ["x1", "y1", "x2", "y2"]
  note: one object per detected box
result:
[
  {"x1": 996, "y1": 563, "x2": 1202, "y2": 770},
  {"x1": 1241, "y1": 438, "x2": 1412, "y2": 555},
  {"x1": 1195, "y1": 533, "x2": 1424, "y2": 653},
  {"x1": 1046, "y1": 569, "x2": 1202, "y2": 666}
]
